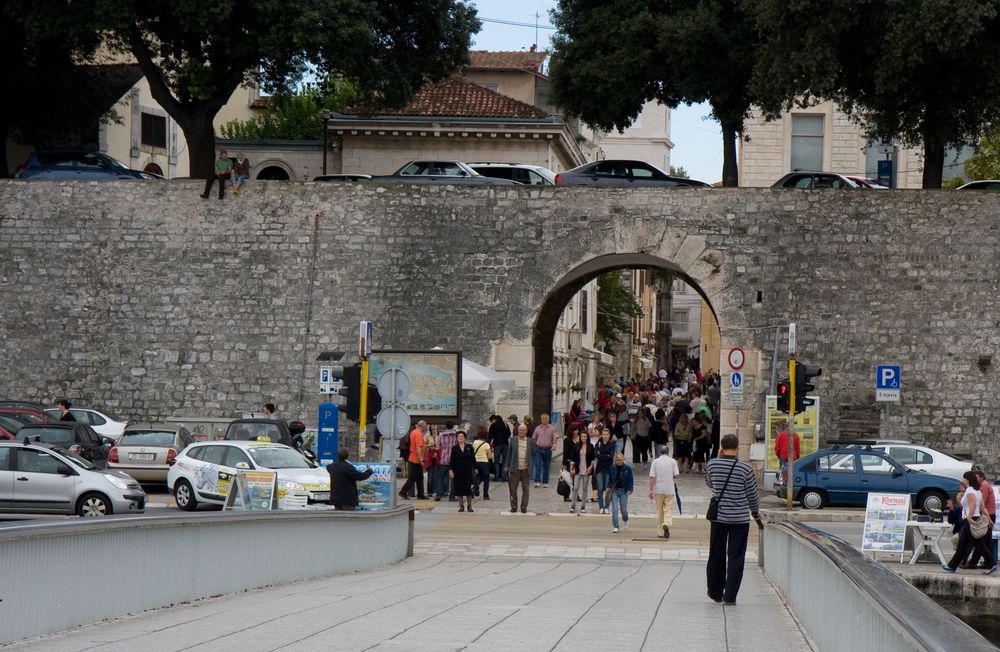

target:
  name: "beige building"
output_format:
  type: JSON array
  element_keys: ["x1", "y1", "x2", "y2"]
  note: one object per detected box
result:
[
  {"x1": 699, "y1": 301, "x2": 721, "y2": 374},
  {"x1": 584, "y1": 101, "x2": 673, "y2": 171}
]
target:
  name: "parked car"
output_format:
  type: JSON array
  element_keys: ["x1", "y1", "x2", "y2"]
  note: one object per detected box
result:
[
  {"x1": 956, "y1": 180, "x2": 1000, "y2": 190},
  {"x1": 846, "y1": 176, "x2": 889, "y2": 189},
  {"x1": 313, "y1": 174, "x2": 372, "y2": 182},
  {"x1": 843, "y1": 442, "x2": 972, "y2": 481},
  {"x1": 0, "y1": 407, "x2": 47, "y2": 424},
  {"x1": 167, "y1": 440, "x2": 330, "y2": 510},
  {"x1": 0, "y1": 440, "x2": 145, "y2": 516},
  {"x1": 42, "y1": 407, "x2": 127, "y2": 440},
  {"x1": 771, "y1": 171, "x2": 861, "y2": 189},
  {"x1": 468, "y1": 162, "x2": 556, "y2": 185},
  {"x1": 0, "y1": 415, "x2": 26, "y2": 437},
  {"x1": 108, "y1": 424, "x2": 194, "y2": 483},
  {"x1": 15, "y1": 423, "x2": 111, "y2": 468},
  {"x1": 554, "y1": 160, "x2": 709, "y2": 187},
  {"x1": 14, "y1": 151, "x2": 159, "y2": 180},
  {"x1": 0, "y1": 400, "x2": 50, "y2": 411},
  {"x1": 223, "y1": 418, "x2": 294, "y2": 447},
  {"x1": 372, "y1": 160, "x2": 521, "y2": 185},
  {"x1": 776, "y1": 447, "x2": 961, "y2": 513}
]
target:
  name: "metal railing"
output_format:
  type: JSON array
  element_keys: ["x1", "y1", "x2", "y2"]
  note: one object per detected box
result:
[
  {"x1": 761, "y1": 521, "x2": 996, "y2": 652},
  {"x1": 0, "y1": 507, "x2": 414, "y2": 646}
]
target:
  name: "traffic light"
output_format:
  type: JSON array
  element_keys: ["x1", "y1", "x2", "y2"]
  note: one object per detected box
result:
[
  {"x1": 337, "y1": 363, "x2": 362, "y2": 422},
  {"x1": 795, "y1": 364, "x2": 822, "y2": 412},
  {"x1": 776, "y1": 378, "x2": 791, "y2": 413},
  {"x1": 366, "y1": 385, "x2": 382, "y2": 425}
]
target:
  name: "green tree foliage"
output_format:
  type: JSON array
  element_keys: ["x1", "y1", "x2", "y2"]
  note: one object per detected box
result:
[
  {"x1": 669, "y1": 165, "x2": 689, "y2": 179},
  {"x1": 549, "y1": 0, "x2": 759, "y2": 186},
  {"x1": 966, "y1": 127, "x2": 1000, "y2": 180},
  {"x1": 220, "y1": 80, "x2": 358, "y2": 140},
  {"x1": 97, "y1": 0, "x2": 480, "y2": 177},
  {"x1": 0, "y1": 1, "x2": 103, "y2": 176},
  {"x1": 751, "y1": 0, "x2": 1000, "y2": 188},
  {"x1": 596, "y1": 270, "x2": 643, "y2": 353}
]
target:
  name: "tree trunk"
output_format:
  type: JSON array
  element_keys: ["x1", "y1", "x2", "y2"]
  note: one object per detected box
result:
[
  {"x1": 0, "y1": 121, "x2": 9, "y2": 178},
  {"x1": 179, "y1": 111, "x2": 218, "y2": 179},
  {"x1": 721, "y1": 121, "x2": 739, "y2": 187},
  {"x1": 921, "y1": 133, "x2": 945, "y2": 189}
]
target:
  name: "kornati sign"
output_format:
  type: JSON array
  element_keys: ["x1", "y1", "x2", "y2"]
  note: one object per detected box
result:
[
  {"x1": 861, "y1": 493, "x2": 910, "y2": 554},
  {"x1": 223, "y1": 471, "x2": 279, "y2": 511}
]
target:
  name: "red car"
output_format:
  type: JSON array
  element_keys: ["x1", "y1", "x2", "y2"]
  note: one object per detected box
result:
[{"x1": 0, "y1": 407, "x2": 48, "y2": 424}]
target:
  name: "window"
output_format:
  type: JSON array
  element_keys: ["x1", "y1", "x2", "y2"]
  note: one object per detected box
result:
[
  {"x1": 484, "y1": 83, "x2": 499, "y2": 92},
  {"x1": 141, "y1": 112, "x2": 167, "y2": 149},
  {"x1": 580, "y1": 290, "x2": 588, "y2": 333},
  {"x1": 592, "y1": 161, "x2": 630, "y2": 177},
  {"x1": 0, "y1": 447, "x2": 9, "y2": 470},
  {"x1": 860, "y1": 453, "x2": 897, "y2": 473},
  {"x1": 119, "y1": 431, "x2": 177, "y2": 447},
  {"x1": 224, "y1": 447, "x2": 252, "y2": 468},
  {"x1": 672, "y1": 310, "x2": 688, "y2": 331},
  {"x1": 791, "y1": 114, "x2": 824, "y2": 171},
  {"x1": 888, "y1": 447, "x2": 933, "y2": 465},
  {"x1": 15, "y1": 449, "x2": 63, "y2": 474},
  {"x1": 20, "y1": 428, "x2": 73, "y2": 447},
  {"x1": 199, "y1": 446, "x2": 227, "y2": 465},
  {"x1": 628, "y1": 163, "x2": 656, "y2": 178},
  {"x1": 87, "y1": 412, "x2": 106, "y2": 426},
  {"x1": 818, "y1": 452, "x2": 855, "y2": 472}
]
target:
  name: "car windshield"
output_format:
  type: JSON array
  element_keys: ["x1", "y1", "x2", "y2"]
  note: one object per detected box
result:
[
  {"x1": 120, "y1": 431, "x2": 176, "y2": 447},
  {"x1": 399, "y1": 161, "x2": 465, "y2": 176},
  {"x1": 19, "y1": 427, "x2": 73, "y2": 447},
  {"x1": 246, "y1": 446, "x2": 312, "y2": 469},
  {"x1": 0, "y1": 416, "x2": 23, "y2": 433},
  {"x1": 48, "y1": 445, "x2": 97, "y2": 470},
  {"x1": 229, "y1": 423, "x2": 282, "y2": 442}
]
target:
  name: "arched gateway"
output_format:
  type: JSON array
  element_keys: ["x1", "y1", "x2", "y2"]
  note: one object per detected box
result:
[{"x1": 1, "y1": 181, "x2": 999, "y2": 466}]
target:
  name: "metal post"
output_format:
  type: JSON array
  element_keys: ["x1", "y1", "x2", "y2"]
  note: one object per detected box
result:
[
  {"x1": 322, "y1": 114, "x2": 328, "y2": 176},
  {"x1": 884, "y1": 401, "x2": 890, "y2": 439},
  {"x1": 390, "y1": 371, "x2": 398, "y2": 508},
  {"x1": 359, "y1": 359, "x2": 369, "y2": 459},
  {"x1": 786, "y1": 323, "x2": 797, "y2": 512},
  {"x1": 769, "y1": 327, "x2": 780, "y2": 394}
]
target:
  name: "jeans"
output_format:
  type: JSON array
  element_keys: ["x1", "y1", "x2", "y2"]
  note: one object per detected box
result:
[
  {"x1": 508, "y1": 469, "x2": 530, "y2": 511},
  {"x1": 707, "y1": 521, "x2": 750, "y2": 603},
  {"x1": 611, "y1": 489, "x2": 629, "y2": 529},
  {"x1": 533, "y1": 447, "x2": 553, "y2": 484},
  {"x1": 493, "y1": 444, "x2": 509, "y2": 481},
  {"x1": 433, "y1": 464, "x2": 451, "y2": 498},
  {"x1": 614, "y1": 438, "x2": 624, "y2": 455},
  {"x1": 399, "y1": 460, "x2": 425, "y2": 498},
  {"x1": 595, "y1": 469, "x2": 610, "y2": 510},
  {"x1": 474, "y1": 461, "x2": 491, "y2": 497},
  {"x1": 231, "y1": 172, "x2": 249, "y2": 188},
  {"x1": 572, "y1": 474, "x2": 589, "y2": 511}
]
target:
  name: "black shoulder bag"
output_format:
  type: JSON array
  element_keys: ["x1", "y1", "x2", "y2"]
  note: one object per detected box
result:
[{"x1": 706, "y1": 460, "x2": 739, "y2": 521}]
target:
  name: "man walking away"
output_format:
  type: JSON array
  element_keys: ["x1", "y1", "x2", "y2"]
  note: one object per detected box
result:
[
  {"x1": 201, "y1": 150, "x2": 232, "y2": 200},
  {"x1": 507, "y1": 424, "x2": 535, "y2": 513},
  {"x1": 327, "y1": 447, "x2": 374, "y2": 511},
  {"x1": 532, "y1": 413, "x2": 558, "y2": 487},
  {"x1": 489, "y1": 415, "x2": 511, "y2": 482},
  {"x1": 706, "y1": 434, "x2": 763, "y2": 605},
  {"x1": 607, "y1": 453, "x2": 634, "y2": 533},
  {"x1": 399, "y1": 421, "x2": 428, "y2": 500},
  {"x1": 649, "y1": 445, "x2": 680, "y2": 538}
]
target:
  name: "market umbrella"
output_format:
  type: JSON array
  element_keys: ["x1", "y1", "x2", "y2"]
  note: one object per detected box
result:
[{"x1": 462, "y1": 358, "x2": 516, "y2": 392}]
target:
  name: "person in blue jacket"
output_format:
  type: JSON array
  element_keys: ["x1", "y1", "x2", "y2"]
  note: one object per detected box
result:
[{"x1": 606, "y1": 452, "x2": 635, "y2": 533}]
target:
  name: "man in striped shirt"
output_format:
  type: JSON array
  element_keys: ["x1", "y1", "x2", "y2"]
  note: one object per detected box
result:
[{"x1": 705, "y1": 433, "x2": 763, "y2": 605}]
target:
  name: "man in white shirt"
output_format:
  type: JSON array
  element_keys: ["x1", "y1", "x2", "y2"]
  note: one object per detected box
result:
[{"x1": 649, "y1": 445, "x2": 680, "y2": 539}]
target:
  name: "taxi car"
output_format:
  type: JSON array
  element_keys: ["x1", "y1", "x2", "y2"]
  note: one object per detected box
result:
[{"x1": 166, "y1": 440, "x2": 329, "y2": 510}]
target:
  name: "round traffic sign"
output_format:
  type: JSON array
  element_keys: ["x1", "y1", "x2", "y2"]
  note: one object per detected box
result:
[
  {"x1": 376, "y1": 405, "x2": 411, "y2": 438},
  {"x1": 377, "y1": 368, "x2": 411, "y2": 402},
  {"x1": 727, "y1": 347, "x2": 745, "y2": 371}
]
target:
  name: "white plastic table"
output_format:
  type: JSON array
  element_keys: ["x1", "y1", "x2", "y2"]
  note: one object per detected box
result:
[{"x1": 906, "y1": 521, "x2": 951, "y2": 565}]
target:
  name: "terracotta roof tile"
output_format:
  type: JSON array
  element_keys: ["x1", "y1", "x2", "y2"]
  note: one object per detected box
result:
[
  {"x1": 468, "y1": 50, "x2": 547, "y2": 72},
  {"x1": 343, "y1": 77, "x2": 548, "y2": 119}
]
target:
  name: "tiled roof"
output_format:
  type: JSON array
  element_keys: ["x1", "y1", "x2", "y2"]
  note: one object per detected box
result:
[
  {"x1": 468, "y1": 50, "x2": 547, "y2": 72},
  {"x1": 342, "y1": 78, "x2": 548, "y2": 119}
]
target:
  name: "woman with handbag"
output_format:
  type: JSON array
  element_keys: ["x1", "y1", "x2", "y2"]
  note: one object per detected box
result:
[
  {"x1": 472, "y1": 429, "x2": 493, "y2": 500},
  {"x1": 449, "y1": 431, "x2": 477, "y2": 513},
  {"x1": 944, "y1": 471, "x2": 997, "y2": 574}
]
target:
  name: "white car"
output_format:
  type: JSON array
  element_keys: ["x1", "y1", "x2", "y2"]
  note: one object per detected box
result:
[
  {"x1": 846, "y1": 443, "x2": 972, "y2": 480},
  {"x1": 44, "y1": 408, "x2": 128, "y2": 440},
  {"x1": 167, "y1": 440, "x2": 329, "y2": 510}
]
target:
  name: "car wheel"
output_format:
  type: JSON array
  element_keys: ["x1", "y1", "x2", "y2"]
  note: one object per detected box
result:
[
  {"x1": 77, "y1": 492, "x2": 112, "y2": 517},
  {"x1": 174, "y1": 479, "x2": 197, "y2": 511},
  {"x1": 920, "y1": 490, "x2": 947, "y2": 515},
  {"x1": 800, "y1": 488, "x2": 827, "y2": 510}
]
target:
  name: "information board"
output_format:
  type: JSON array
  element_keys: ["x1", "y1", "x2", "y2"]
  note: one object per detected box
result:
[
  {"x1": 764, "y1": 395, "x2": 820, "y2": 473},
  {"x1": 861, "y1": 492, "x2": 910, "y2": 554},
  {"x1": 223, "y1": 471, "x2": 279, "y2": 511},
  {"x1": 369, "y1": 350, "x2": 461, "y2": 419},
  {"x1": 353, "y1": 462, "x2": 393, "y2": 511}
]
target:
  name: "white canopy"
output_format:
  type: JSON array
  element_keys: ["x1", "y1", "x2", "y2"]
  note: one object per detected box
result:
[{"x1": 462, "y1": 358, "x2": 516, "y2": 392}]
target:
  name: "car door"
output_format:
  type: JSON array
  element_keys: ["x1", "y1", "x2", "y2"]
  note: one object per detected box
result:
[
  {"x1": 192, "y1": 445, "x2": 230, "y2": 501},
  {"x1": 627, "y1": 162, "x2": 678, "y2": 187},
  {"x1": 11, "y1": 448, "x2": 77, "y2": 513},
  {"x1": 0, "y1": 447, "x2": 13, "y2": 508},
  {"x1": 79, "y1": 425, "x2": 108, "y2": 467},
  {"x1": 816, "y1": 451, "x2": 863, "y2": 504},
  {"x1": 589, "y1": 161, "x2": 631, "y2": 186},
  {"x1": 857, "y1": 452, "x2": 910, "y2": 497}
]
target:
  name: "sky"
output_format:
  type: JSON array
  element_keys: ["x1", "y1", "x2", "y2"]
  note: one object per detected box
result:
[{"x1": 469, "y1": 0, "x2": 724, "y2": 184}]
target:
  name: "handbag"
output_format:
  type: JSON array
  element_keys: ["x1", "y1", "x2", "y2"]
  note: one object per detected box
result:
[
  {"x1": 706, "y1": 460, "x2": 739, "y2": 521},
  {"x1": 970, "y1": 513, "x2": 993, "y2": 539},
  {"x1": 557, "y1": 477, "x2": 571, "y2": 497}
]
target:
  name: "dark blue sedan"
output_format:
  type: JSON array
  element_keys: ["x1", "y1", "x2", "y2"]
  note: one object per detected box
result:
[
  {"x1": 15, "y1": 151, "x2": 157, "y2": 180},
  {"x1": 776, "y1": 447, "x2": 962, "y2": 513}
]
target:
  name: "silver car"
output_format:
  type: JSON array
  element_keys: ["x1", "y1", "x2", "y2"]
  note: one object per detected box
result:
[{"x1": 0, "y1": 441, "x2": 146, "y2": 516}]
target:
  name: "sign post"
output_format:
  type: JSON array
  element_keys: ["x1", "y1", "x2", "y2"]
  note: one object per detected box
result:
[
  {"x1": 358, "y1": 321, "x2": 373, "y2": 459},
  {"x1": 376, "y1": 367, "x2": 411, "y2": 508},
  {"x1": 876, "y1": 365, "x2": 901, "y2": 439},
  {"x1": 786, "y1": 323, "x2": 797, "y2": 512}
]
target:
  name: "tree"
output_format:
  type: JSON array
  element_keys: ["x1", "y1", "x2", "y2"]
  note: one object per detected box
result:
[
  {"x1": 966, "y1": 127, "x2": 1000, "y2": 180},
  {"x1": 751, "y1": 0, "x2": 1000, "y2": 188},
  {"x1": 220, "y1": 80, "x2": 358, "y2": 140},
  {"x1": 669, "y1": 165, "x2": 689, "y2": 179},
  {"x1": 596, "y1": 270, "x2": 643, "y2": 353},
  {"x1": 98, "y1": 1, "x2": 480, "y2": 177},
  {"x1": 0, "y1": 2, "x2": 103, "y2": 176},
  {"x1": 549, "y1": 0, "x2": 759, "y2": 186}
]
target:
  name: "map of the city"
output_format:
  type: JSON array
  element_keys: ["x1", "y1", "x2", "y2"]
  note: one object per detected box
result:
[{"x1": 369, "y1": 350, "x2": 461, "y2": 418}]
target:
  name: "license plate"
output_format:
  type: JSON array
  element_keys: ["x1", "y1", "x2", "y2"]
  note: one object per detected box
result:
[
  {"x1": 311, "y1": 492, "x2": 330, "y2": 502},
  {"x1": 129, "y1": 453, "x2": 155, "y2": 461}
]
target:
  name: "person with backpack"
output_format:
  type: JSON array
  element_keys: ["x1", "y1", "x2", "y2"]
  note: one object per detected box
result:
[
  {"x1": 606, "y1": 453, "x2": 634, "y2": 533},
  {"x1": 398, "y1": 421, "x2": 427, "y2": 500},
  {"x1": 488, "y1": 414, "x2": 511, "y2": 482}
]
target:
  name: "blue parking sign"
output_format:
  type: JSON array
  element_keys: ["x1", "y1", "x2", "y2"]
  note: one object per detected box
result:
[{"x1": 875, "y1": 365, "x2": 901, "y2": 402}]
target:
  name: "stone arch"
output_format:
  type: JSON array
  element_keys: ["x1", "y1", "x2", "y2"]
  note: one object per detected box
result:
[
  {"x1": 529, "y1": 252, "x2": 725, "y2": 421},
  {"x1": 142, "y1": 162, "x2": 163, "y2": 176},
  {"x1": 255, "y1": 161, "x2": 292, "y2": 180}
]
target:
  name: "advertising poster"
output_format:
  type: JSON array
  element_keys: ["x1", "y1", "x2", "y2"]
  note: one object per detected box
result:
[
  {"x1": 369, "y1": 350, "x2": 461, "y2": 419},
  {"x1": 223, "y1": 471, "x2": 279, "y2": 511},
  {"x1": 764, "y1": 395, "x2": 820, "y2": 473},
  {"x1": 353, "y1": 462, "x2": 393, "y2": 511},
  {"x1": 861, "y1": 492, "x2": 910, "y2": 553}
]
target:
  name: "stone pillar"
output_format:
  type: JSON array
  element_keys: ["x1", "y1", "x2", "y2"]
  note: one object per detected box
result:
[{"x1": 718, "y1": 339, "x2": 763, "y2": 463}]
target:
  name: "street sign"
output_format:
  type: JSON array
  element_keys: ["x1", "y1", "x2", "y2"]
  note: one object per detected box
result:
[
  {"x1": 729, "y1": 371, "x2": 744, "y2": 407},
  {"x1": 376, "y1": 405, "x2": 411, "y2": 440},
  {"x1": 377, "y1": 368, "x2": 412, "y2": 403},
  {"x1": 359, "y1": 320, "x2": 373, "y2": 359},
  {"x1": 727, "y1": 347, "x2": 745, "y2": 371},
  {"x1": 876, "y1": 365, "x2": 901, "y2": 402},
  {"x1": 320, "y1": 367, "x2": 331, "y2": 393}
]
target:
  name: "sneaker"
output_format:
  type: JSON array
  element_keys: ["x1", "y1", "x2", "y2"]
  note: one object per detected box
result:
[
  {"x1": 941, "y1": 565, "x2": 957, "y2": 573},
  {"x1": 570, "y1": 506, "x2": 576, "y2": 513},
  {"x1": 533, "y1": 483, "x2": 540, "y2": 488},
  {"x1": 986, "y1": 566, "x2": 998, "y2": 576},
  {"x1": 612, "y1": 527, "x2": 619, "y2": 533},
  {"x1": 543, "y1": 484, "x2": 549, "y2": 488},
  {"x1": 581, "y1": 507, "x2": 586, "y2": 513},
  {"x1": 623, "y1": 520, "x2": 630, "y2": 530}
]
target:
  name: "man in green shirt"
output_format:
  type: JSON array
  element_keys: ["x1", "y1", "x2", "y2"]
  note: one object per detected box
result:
[{"x1": 201, "y1": 150, "x2": 232, "y2": 200}]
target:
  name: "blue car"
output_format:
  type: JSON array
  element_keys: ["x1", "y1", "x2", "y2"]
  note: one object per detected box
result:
[
  {"x1": 15, "y1": 151, "x2": 158, "y2": 180},
  {"x1": 775, "y1": 447, "x2": 962, "y2": 513}
]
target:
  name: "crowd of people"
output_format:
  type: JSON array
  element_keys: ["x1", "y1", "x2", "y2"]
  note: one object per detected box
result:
[{"x1": 944, "y1": 467, "x2": 998, "y2": 575}]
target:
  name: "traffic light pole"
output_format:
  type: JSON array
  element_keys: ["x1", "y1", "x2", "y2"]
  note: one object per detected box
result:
[
  {"x1": 786, "y1": 322, "x2": 797, "y2": 512},
  {"x1": 359, "y1": 358, "x2": 369, "y2": 460}
]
